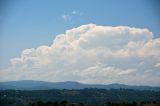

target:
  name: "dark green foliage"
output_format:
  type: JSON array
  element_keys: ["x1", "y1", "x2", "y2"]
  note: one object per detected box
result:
[
  {"x1": 25, "y1": 101, "x2": 160, "y2": 106},
  {"x1": 0, "y1": 89, "x2": 160, "y2": 106}
]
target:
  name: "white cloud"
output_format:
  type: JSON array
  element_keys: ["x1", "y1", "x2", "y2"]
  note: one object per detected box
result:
[
  {"x1": 0, "y1": 24, "x2": 160, "y2": 86},
  {"x1": 72, "y1": 10, "x2": 82, "y2": 15},
  {"x1": 62, "y1": 10, "x2": 82, "y2": 21},
  {"x1": 155, "y1": 63, "x2": 160, "y2": 68},
  {"x1": 62, "y1": 14, "x2": 71, "y2": 21}
]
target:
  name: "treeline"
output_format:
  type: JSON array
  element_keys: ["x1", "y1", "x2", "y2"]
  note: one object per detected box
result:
[
  {"x1": 27, "y1": 100, "x2": 159, "y2": 106},
  {"x1": 0, "y1": 88, "x2": 160, "y2": 106}
]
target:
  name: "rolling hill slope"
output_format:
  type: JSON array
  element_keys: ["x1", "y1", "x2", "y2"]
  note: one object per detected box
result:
[{"x1": 0, "y1": 80, "x2": 159, "y2": 91}]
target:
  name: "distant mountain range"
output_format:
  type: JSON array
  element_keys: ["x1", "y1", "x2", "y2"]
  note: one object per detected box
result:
[{"x1": 0, "y1": 80, "x2": 160, "y2": 91}]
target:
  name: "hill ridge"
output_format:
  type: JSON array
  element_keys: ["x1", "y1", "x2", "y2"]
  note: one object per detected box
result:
[{"x1": 0, "y1": 80, "x2": 160, "y2": 91}]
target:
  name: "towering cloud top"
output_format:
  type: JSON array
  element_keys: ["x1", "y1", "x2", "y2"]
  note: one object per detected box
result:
[{"x1": 1, "y1": 24, "x2": 160, "y2": 86}]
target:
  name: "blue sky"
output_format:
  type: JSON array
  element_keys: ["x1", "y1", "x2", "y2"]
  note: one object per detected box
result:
[{"x1": 0, "y1": 0, "x2": 160, "y2": 68}]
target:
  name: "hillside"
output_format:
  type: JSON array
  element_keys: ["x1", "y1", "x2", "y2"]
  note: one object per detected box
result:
[
  {"x1": 0, "y1": 89, "x2": 160, "y2": 106},
  {"x1": 0, "y1": 80, "x2": 160, "y2": 91}
]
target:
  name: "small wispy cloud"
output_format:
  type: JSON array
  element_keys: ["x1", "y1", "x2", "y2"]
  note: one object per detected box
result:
[
  {"x1": 72, "y1": 10, "x2": 82, "y2": 15},
  {"x1": 62, "y1": 10, "x2": 82, "y2": 22},
  {"x1": 72, "y1": 10, "x2": 77, "y2": 14},
  {"x1": 62, "y1": 14, "x2": 71, "y2": 21}
]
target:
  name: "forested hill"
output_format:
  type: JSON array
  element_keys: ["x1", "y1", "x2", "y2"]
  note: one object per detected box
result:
[
  {"x1": 0, "y1": 89, "x2": 160, "y2": 106},
  {"x1": 0, "y1": 80, "x2": 160, "y2": 91}
]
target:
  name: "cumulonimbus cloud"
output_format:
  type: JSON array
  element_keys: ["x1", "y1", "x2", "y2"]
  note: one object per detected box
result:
[{"x1": 0, "y1": 24, "x2": 160, "y2": 86}]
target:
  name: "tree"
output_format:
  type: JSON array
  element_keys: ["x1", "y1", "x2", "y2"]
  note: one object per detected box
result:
[{"x1": 36, "y1": 101, "x2": 44, "y2": 106}]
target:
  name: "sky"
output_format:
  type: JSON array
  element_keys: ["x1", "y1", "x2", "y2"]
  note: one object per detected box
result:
[{"x1": 0, "y1": 0, "x2": 160, "y2": 86}]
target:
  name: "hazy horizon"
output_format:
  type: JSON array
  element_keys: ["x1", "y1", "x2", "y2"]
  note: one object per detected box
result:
[{"x1": 1, "y1": 79, "x2": 160, "y2": 87}]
